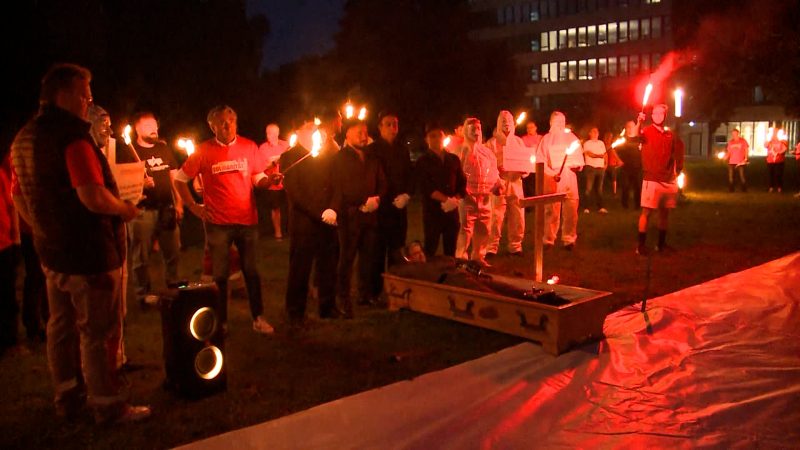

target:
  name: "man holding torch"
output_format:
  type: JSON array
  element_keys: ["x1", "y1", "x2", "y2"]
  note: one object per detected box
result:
[
  {"x1": 280, "y1": 119, "x2": 341, "y2": 326},
  {"x1": 535, "y1": 111, "x2": 584, "y2": 250},
  {"x1": 635, "y1": 104, "x2": 685, "y2": 255},
  {"x1": 174, "y1": 105, "x2": 278, "y2": 335}
]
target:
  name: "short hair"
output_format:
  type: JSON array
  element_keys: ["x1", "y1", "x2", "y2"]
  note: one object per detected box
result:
[
  {"x1": 653, "y1": 103, "x2": 668, "y2": 112},
  {"x1": 425, "y1": 122, "x2": 446, "y2": 136},
  {"x1": 343, "y1": 118, "x2": 366, "y2": 133},
  {"x1": 463, "y1": 117, "x2": 480, "y2": 128},
  {"x1": 378, "y1": 110, "x2": 398, "y2": 123},
  {"x1": 207, "y1": 105, "x2": 237, "y2": 125},
  {"x1": 731, "y1": 128, "x2": 740, "y2": 133},
  {"x1": 40, "y1": 63, "x2": 92, "y2": 105},
  {"x1": 132, "y1": 111, "x2": 157, "y2": 125}
]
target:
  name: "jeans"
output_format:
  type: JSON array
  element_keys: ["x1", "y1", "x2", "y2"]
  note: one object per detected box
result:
[
  {"x1": 43, "y1": 266, "x2": 126, "y2": 416},
  {"x1": 21, "y1": 233, "x2": 48, "y2": 338},
  {"x1": 767, "y1": 162, "x2": 784, "y2": 190},
  {"x1": 727, "y1": 164, "x2": 747, "y2": 191},
  {"x1": 584, "y1": 166, "x2": 605, "y2": 209},
  {"x1": 206, "y1": 223, "x2": 264, "y2": 323},
  {"x1": 127, "y1": 209, "x2": 180, "y2": 296}
]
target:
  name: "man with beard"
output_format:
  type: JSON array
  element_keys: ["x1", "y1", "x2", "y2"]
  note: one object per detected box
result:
[
  {"x1": 635, "y1": 104, "x2": 685, "y2": 255},
  {"x1": 486, "y1": 110, "x2": 528, "y2": 257},
  {"x1": 331, "y1": 120, "x2": 386, "y2": 318},
  {"x1": 279, "y1": 120, "x2": 341, "y2": 327},
  {"x1": 368, "y1": 111, "x2": 411, "y2": 303},
  {"x1": 118, "y1": 112, "x2": 182, "y2": 304},
  {"x1": 535, "y1": 111, "x2": 584, "y2": 250}
]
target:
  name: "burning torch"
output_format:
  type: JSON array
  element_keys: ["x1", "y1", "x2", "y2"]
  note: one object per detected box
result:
[
  {"x1": 122, "y1": 125, "x2": 142, "y2": 162},
  {"x1": 554, "y1": 137, "x2": 581, "y2": 183},
  {"x1": 280, "y1": 129, "x2": 323, "y2": 175},
  {"x1": 516, "y1": 112, "x2": 527, "y2": 126}
]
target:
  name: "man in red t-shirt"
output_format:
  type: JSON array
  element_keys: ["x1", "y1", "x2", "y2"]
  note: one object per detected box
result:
[
  {"x1": 635, "y1": 104, "x2": 685, "y2": 255},
  {"x1": 174, "y1": 105, "x2": 279, "y2": 334}
]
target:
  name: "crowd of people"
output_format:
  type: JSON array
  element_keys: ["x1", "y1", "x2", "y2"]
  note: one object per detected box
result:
[{"x1": 1, "y1": 62, "x2": 797, "y2": 426}]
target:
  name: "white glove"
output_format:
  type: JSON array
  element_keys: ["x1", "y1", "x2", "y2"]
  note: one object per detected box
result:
[
  {"x1": 360, "y1": 196, "x2": 380, "y2": 213},
  {"x1": 441, "y1": 197, "x2": 460, "y2": 213},
  {"x1": 392, "y1": 193, "x2": 410, "y2": 209},
  {"x1": 321, "y1": 209, "x2": 337, "y2": 225}
]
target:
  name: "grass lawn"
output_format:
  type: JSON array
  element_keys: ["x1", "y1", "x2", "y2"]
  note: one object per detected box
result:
[{"x1": 1, "y1": 158, "x2": 798, "y2": 448}]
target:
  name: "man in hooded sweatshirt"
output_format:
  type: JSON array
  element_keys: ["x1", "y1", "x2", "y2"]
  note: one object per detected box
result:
[
  {"x1": 486, "y1": 110, "x2": 528, "y2": 257},
  {"x1": 535, "y1": 111, "x2": 584, "y2": 250}
]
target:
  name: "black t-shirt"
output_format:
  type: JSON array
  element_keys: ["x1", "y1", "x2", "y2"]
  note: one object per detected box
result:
[{"x1": 118, "y1": 141, "x2": 178, "y2": 209}]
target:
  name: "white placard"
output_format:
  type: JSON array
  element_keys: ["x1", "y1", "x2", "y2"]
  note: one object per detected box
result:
[
  {"x1": 502, "y1": 140, "x2": 535, "y2": 173},
  {"x1": 110, "y1": 161, "x2": 146, "y2": 204}
]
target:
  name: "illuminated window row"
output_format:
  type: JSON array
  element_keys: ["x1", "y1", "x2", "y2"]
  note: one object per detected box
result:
[
  {"x1": 534, "y1": 16, "x2": 669, "y2": 52},
  {"x1": 532, "y1": 53, "x2": 662, "y2": 82},
  {"x1": 496, "y1": 0, "x2": 661, "y2": 26}
]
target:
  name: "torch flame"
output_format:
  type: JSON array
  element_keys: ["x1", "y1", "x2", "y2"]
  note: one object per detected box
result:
[
  {"x1": 515, "y1": 111, "x2": 527, "y2": 125},
  {"x1": 123, "y1": 125, "x2": 133, "y2": 146},
  {"x1": 642, "y1": 83, "x2": 653, "y2": 108},
  {"x1": 777, "y1": 129, "x2": 787, "y2": 141},
  {"x1": 677, "y1": 172, "x2": 686, "y2": 189},
  {"x1": 443, "y1": 135, "x2": 451, "y2": 148},
  {"x1": 546, "y1": 275, "x2": 560, "y2": 285},
  {"x1": 566, "y1": 139, "x2": 580, "y2": 155},
  {"x1": 564, "y1": 128, "x2": 571, "y2": 134},
  {"x1": 177, "y1": 138, "x2": 194, "y2": 156},
  {"x1": 716, "y1": 151, "x2": 726, "y2": 160},
  {"x1": 344, "y1": 102, "x2": 354, "y2": 119},
  {"x1": 674, "y1": 88, "x2": 684, "y2": 118},
  {"x1": 611, "y1": 137, "x2": 626, "y2": 148},
  {"x1": 357, "y1": 106, "x2": 367, "y2": 121},
  {"x1": 311, "y1": 130, "x2": 322, "y2": 157},
  {"x1": 314, "y1": 117, "x2": 321, "y2": 126},
  {"x1": 289, "y1": 133, "x2": 298, "y2": 148}
]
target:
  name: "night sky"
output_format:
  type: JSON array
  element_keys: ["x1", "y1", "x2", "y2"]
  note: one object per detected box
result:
[{"x1": 246, "y1": 0, "x2": 345, "y2": 71}]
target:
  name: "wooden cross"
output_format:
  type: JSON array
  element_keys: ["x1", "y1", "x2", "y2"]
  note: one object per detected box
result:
[{"x1": 518, "y1": 162, "x2": 566, "y2": 282}]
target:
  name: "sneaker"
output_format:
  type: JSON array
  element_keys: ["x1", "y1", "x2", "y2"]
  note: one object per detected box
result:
[
  {"x1": 143, "y1": 294, "x2": 159, "y2": 306},
  {"x1": 229, "y1": 270, "x2": 243, "y2": 281},
  {"x1": 102, "y1": 404, "x2": 152, "y2": 425},
  {"x1": 598, "y1": 208, "x2": 608, "y2": 214},
  {"x1": 636, "y1": 244, "x2": 649, "y2": 256},
  {"x1": 253, "y1": 316, "x2": 275, "y2": 335},
  {"x1": 583, "y1": 208, "x2": 590, "y2": 214},
  {"x1": 768, "y1": 188, "x2": 774, "y2": 193}
]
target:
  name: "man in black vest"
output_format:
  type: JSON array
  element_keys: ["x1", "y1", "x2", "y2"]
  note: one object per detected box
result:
[
  {"x1": 331, "y1": 120, "x2": 387, "y2": 317},
  {"x1": 279, "y1": 119, "x2": 340, "y2": 327},
  {"x1": 10, "y1": 64, "x2": 150, "y2": 424},
  {"x1": 368, "y1": 111, "x2": 411, "y2": 303}
]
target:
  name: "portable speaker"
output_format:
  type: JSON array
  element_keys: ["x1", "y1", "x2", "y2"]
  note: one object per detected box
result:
[{"x1": 160, "y1": 282, "x2": 226, "y2": 398}]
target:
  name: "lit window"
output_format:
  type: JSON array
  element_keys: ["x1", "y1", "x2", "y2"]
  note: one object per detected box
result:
[
  {"x1": 641, "y1": 17, "x2": 650, "y2": 38},
  {"x1": 559, "y1": 62, "x2": 568, "y2": 81},
  {"x1": 608, "y1": 56, "x2": 617, "y2": 76},
  {"x1": 578, "y1": 27, "x2": 587, "y2": 47},
  {"x1": 541, "y1": 63, "x2": 549, "y2": 82},
  {"x1": 568, "y1": 60, "x2": 577, "y2": 80},
  {"x1": 588, "y1": 58, "x2": 597, "y2": 79},
  {"x1": 549, "y1": 31, "x2": 557, "y2": 50},
  {"x1": 550, "y1": 62, "x2": 558, "y2": 81},
  {"x1": 608, "y1": 23, "x2": 618, "y2": 44},
  {"x1": 619, "y1": 55, "x2": 628, "y2": 76},
  {"x1": 598, "y1": 58, "x2": 607, "y2": 77},
  {"x1": 531, "y1": 68, "x2": 540, "y2": 81},
  {"x1": 630, "y1": 54, "x2": 639, "y2": 73},
  {"x1": 531, "y1": 39, "x2": 540, "y2": 51},
  {"x1": 530, "y1": 10, "x2": 540, "y2": 21},
  {"x1": 541, "y1": 32, "x2": 549, "y2": 51},
  {"x1": 598, "y1": 24, "x2": 607, "y2": 44},
  {"x1": 619, "y1": 21, "x2": 628, "y2": 42},
  {"x1": 588, "y1": 25, "x2": 597, "y2": 46},
  {"x1": 559, "y1": 29, "x2": 567, "y2": 49},
  {"x1": 568, "y1": 28, "x2": 577, "y2": 48},
  {"x1": 629, "y1": 19, "x2": 639, "y2": 40},
  {"x1": 578, "y1": 60, "x2": 588, "y2": 80}
]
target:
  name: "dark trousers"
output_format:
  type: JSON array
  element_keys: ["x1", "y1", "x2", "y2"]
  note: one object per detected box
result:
[
  {"x1": 21, "y1": 233, "x2": 48, "y2": 338},
  {"x1": 522, "y1": 174, "x2": 536, "y2": 210},
  {"x1": 423, "y1": 209, "x2": 460, "y2": 257},
  {"x1": 206, "y1": 223, "x2": 263, "y2": 323},
  {"x1": 584, "y1": 166, "x2": 605, "y2": 209},
  {"x1": 374, "y1": 208, "x2": 407, "y2": 297},
  {"x1": 768, "y1": 162, "x2": 784, "y2": 190},
  {"x1": 286, "y1": 224, "x2": 338, "y2": 321},
  {"x1": 619, "y1": 169, "x2": 642, "y2": 209},
  {"x1": 0, "y1": 245, "x2": 19, "y2": 348},
  {"x1": 337, "y1": 209, "x2": 379, "y2": 308}
]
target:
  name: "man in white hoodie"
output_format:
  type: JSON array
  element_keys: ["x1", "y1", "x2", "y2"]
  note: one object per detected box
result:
[
  {"x1": 535, "y1": 111, "x2": 584, "y2": 250},
  {"x1": 454, "y1": 118, "x2": 503, "y2": 266},
  {"x1": 486, "y1": 110, "x2": 528, "y2": 257}
]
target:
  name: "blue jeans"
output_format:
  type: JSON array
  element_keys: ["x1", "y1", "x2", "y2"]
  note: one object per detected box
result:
[
  {"x1": 584, "y1": 166, "x2": 605, "y2": 209},
  {"x1": 206, "y1": 223, "x2": 263, "y2": 323}
]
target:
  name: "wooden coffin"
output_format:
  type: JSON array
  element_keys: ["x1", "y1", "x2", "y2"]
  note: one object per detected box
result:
[{"x1": 384, "y1": 273, "x2": 612, "y2": 355}]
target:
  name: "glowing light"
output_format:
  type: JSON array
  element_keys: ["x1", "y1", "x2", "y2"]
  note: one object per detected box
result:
[
  {"x1": 530, "y1": 155, "x2": 536, "y2": 164},
  {"x1": 443, "y1": 135, "x2": 451, "y2": 148},
  {"x1": 564, "y1": 128, "x2": 571, "y2": 134},
  {"x1": 122, "y1": 125, "x2": 133, "y2": 146},
  {"x1": 565, "y1": 139, "x2": 580, "y2": 155},
  {"x1": 688, "y1": 121, "x2": 695, "y2": 127},
  {"x1": 777, "y1": 129, "x2": 787, "y2": 141},
  {"x1": 314, "y1": 117, "x2": 321, "y2": 126},
  {"x1": 611, "y1": 137, "x2": 626, "y2": 149},
  {"x1": 546, "y1": 275, "x2": 560, "y2": 285},
  {"x1": 677, "y1": 172, "x2": 686, "y2": 189},
  {"x1": 311, "y1": 130, "x2": 322, "y2": 157},
  {"x1": 357, "y1": 106, "x2": 367, "y2": 121},
  {"x1": 515, "y1": 111, "x2": 527, "y2": 125},
  {"x1": 642, "y1": 83, "x2": 653, "y2": 108},
  {"x1": 716, "y1": 151, "x2": 726, "y2": 160},
  {"x1": 289, "y1": 133, "x2": 298, "y2": 148},
  {"x1": 189, "y1": 307, "x2": 217, "y2": 341},
  {"x1": 177, "y1": 137, "x2": 195, "y2": 156},
  {"x1": 674, "y1": 88, "x2": 684, "y2": 118},
  {"x1": 195, "y1": 346, "x2": 223, "y2": 380},
  {"x1": 344, "y1": 102, "x2": 354, "y2": 119}
]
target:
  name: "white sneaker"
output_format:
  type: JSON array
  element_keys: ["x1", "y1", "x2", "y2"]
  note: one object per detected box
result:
[
  {"x1": 229, "y1": 270, "x2": 243, "y2": 281},
  {"x1": 598, "y1": 208, "x2": 609, "y2": 214},
  {"x1": 252, "y1": 316, "x2": 274, "y2": 335},
  {"x1": 143, "y1": 294, "x2": 159, "y2": 305},
  {"x1": 583, "y1": 209, "x2": 590, "y2": 214}
]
